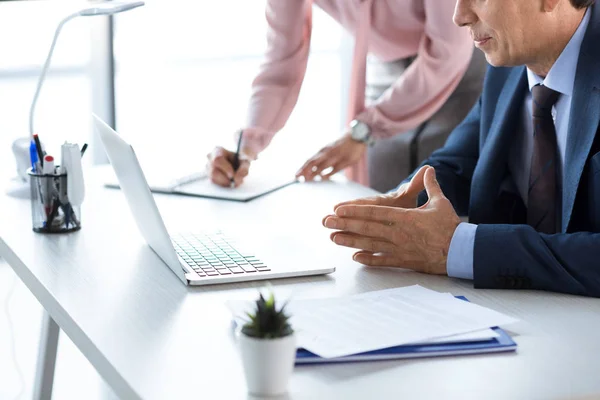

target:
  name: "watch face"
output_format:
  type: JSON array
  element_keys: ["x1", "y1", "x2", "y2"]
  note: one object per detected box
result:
[{"x1": 351, "y1": 121, "x2": 370, "y2": 141}]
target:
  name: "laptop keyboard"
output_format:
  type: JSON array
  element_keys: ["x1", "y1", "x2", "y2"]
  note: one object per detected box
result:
[{"x1": 171, "y1": 233, "x2": 270, "y2": 278}]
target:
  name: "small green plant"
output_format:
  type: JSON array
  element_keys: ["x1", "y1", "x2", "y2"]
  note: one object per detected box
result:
[{"x1": 242, "y1": 292, "x2": 293, "y2": 339}]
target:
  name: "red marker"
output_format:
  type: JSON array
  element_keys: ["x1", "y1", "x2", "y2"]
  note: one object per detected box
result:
[
  {"x1": 42, "y1": 155, "x2": 55, "y2": 175},
  {"x1": 42, "y1": 155, "x2": 55, "y2": 218}
]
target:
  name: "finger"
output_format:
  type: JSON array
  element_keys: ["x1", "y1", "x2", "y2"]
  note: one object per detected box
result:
[
  {"x1": 323, "y1": 216, "x2": 392, "y2": 238},
  {"x1": 423, "y1": 166, "x2": 444, "y2": 201},
  {"x1": 333, "y1": 166, "x2": 429, "y2": 209},
  {"x1": 232, "y1": 176, "x2": 243, "y2": 187},
  {"x1": 352, "y1": 251, "x2": 397, "y2": 267},
  {"x1": 401, "y1": 165, "x2": 428, "y2": 196},
  {"x1": 209, "y1": 168, "x2": 231, "y2": 187},
  {"x1": 208, "y1": 146, "x2": 229, "y2": 161},
  {"x1": 296, "y1": 149, "x2": 324, "y2": 179},
  {"x1": 334, "y1": 205, "x2": 407, "y2": 222},
  {"x1": 305, "y1": 155, "x2": 334, "y2": 181},
  {"x1": 230, "y1": 161, "x2": 251, "y2": 187},
  {"x1": 296, "y1": 148, "x2": 332, "y2": 180},
  {"x1": 391, "y1": 165, "x2": 428, "y2": 197},
  {"x1": 321, "y1": 158, "x2": 349, "y2": 179},
  {"x1": 212, "y1": 156, "x2": 235, "y2": 180},
  {"x1": 234, "y1": 160, "x2": 250, "y2": 179},
  {"x1": 330, "y1": 232, "x2": 395, "y2": 253},
  {"x1": 333, "y1": 194, "x2": 396, "y2": 211},
  {"x1": 311, "y1": 159, "x2": 335, "y2": 179},
  {"x1": 295, "y1": 157, "x2": 319, "y2": 181}
]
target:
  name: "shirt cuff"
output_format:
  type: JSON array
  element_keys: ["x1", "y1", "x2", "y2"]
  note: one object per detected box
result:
[{"x1": 446, "y1": 222, "x2": 477, "y2": 280}]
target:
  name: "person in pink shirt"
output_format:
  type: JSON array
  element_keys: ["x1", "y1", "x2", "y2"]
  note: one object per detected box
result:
[{"x1": 207, "y1": 0, "x2": 486, "y2": 192}]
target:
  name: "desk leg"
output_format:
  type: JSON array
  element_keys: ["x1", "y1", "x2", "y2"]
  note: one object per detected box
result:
[{"x1": 33, "y1": 312, "x2": 59, "y2": 400}]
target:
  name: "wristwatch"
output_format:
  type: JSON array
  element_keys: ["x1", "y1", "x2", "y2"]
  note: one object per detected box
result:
[{"x1": 349, "y1": 119, "x2": 375, "y2": 146}]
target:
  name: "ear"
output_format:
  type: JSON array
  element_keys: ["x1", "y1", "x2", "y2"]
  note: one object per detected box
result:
[{"x1": 542, "y1": 0, "x2": 560, "y2": 12}]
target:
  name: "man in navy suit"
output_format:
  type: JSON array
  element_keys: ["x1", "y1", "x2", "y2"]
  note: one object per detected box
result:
[{"x1": 322, "y1": 0, "x2": 600, "y2": 296}]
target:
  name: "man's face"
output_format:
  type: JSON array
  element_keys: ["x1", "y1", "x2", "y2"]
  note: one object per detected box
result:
[{"x1": 453, "y1": 0, "x2": 544, "y2": 67}]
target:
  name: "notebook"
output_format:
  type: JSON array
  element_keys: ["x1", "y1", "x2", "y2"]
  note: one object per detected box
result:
[
  {"x1": 294, "y1": 297, "x2": 517, "y2": 364},
  {"x1": 102, "y1": 162, "x2": 297, "y2": 202}
]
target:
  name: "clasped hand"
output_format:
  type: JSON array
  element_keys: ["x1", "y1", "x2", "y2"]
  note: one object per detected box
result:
[{"x1": 322, "y1": 166, "x2": 461, "y2": 275}]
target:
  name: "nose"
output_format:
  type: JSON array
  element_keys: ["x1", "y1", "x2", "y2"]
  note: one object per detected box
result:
[{"x1": 453, "y1": 0, "x2": 476, "y2": 27}]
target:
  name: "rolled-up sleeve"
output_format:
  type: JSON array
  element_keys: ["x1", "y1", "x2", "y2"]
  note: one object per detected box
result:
[
  {"x1": 242, "y1": 0, "x2": 312, "y2": 155},
  {"x1": 355, "y1": 0, "x2": 473, "y2": 139}
]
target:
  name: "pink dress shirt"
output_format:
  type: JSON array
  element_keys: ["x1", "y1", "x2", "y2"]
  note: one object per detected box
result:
[{"x1": 243, "y1": 0, "x2": 473, "y2": 184}]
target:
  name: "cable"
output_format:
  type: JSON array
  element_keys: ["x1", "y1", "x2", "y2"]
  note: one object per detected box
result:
[
  {"x1": 5, "y1": 273, "x2": 25, "y2": 400},
  {"x1": 29, "y1": 11, "x2": 79, "y2": 137}
]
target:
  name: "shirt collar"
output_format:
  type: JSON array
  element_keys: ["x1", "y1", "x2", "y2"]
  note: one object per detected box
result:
[{"x1": 526, "y1": 7, "x2": 590, "y2": 96}]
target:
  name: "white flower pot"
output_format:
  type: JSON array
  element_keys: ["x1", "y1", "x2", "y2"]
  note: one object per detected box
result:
[{"x1": 239, "y1": 333, "x2": 296, "y2": 396}]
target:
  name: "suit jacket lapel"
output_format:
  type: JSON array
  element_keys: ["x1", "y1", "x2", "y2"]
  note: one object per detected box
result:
[
  {"x1": 562, "y1": 5, "x2": 600, "y2": 232},
  {"x1": 471, "y1": 67, "x2": 528, "y2": 224}
]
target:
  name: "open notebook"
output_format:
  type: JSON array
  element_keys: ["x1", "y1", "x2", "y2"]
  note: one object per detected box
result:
[{"x1": 103, "y1": 161, "x2": 297, "y2": 202}]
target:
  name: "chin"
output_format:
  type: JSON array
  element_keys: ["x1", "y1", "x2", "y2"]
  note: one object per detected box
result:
[{"x1": 483, "y1": 53, "x2": 511, "y2": 68}]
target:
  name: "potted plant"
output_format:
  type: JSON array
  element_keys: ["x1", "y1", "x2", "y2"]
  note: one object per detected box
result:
[{"x1": 239, "y1": 291, "x2": 296, "y2": 397}]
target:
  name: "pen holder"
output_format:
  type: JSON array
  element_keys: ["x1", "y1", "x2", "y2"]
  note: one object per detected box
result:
[{"x1": 27, "y1": 168, "x2": 81, "y2": 233}]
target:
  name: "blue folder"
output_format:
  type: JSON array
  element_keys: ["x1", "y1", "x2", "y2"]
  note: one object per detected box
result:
[{"x1": 295, "y1": 296, "x2": 517, "y2": 365}]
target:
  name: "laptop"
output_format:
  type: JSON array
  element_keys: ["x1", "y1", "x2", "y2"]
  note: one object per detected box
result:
[{"x1": 94, "y1": 115, "x2": 335, "y2": 286}]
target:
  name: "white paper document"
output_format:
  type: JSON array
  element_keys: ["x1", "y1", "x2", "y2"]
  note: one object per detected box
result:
[
  {"x1": 228, "y1": 285, "x2": 517, "y2": 359},
  {"x1": 419, "y1": 328, "x2": 499, "y2": 344}
]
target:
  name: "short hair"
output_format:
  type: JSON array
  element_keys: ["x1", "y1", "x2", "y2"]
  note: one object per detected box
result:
[{"x1": 570, "y1": 0, "x2": 595, "y2": 9}]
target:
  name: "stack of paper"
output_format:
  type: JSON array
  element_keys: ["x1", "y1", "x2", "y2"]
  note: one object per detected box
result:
[{"x1": 228, "y1": 285, "x2": 518, "y2": 359}]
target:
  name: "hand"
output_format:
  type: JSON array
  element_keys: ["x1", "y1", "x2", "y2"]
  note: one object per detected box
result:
[
  {"x1": 206, "y1": 146, "x2": 255, "y2": 188},
  {"x1": 295, "y1": 133, "x2": 366, "y2": 181},
  {"x1": 322, "y1": 166, "x2": 460, "y2": 275},
  {"x1": 333, "y1": 165, "x2": 430, "y2": 211}
]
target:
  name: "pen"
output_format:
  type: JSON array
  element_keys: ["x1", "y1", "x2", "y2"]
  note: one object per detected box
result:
[
  {"x1": 30, "y1": 140, "x2": 39, "y2": 172},
  {"x1": 80, "y1": 143, "x2": 88, "y2": 157},
  {"x1": 231, "y1": 129, "x2": 243, "y2": 188},
  {"x1": 33, "y1": 133, "x2": 44, "y2": 167},
  {"x1": 30, "y1": 140, "x2": 45, "y2": 219}
]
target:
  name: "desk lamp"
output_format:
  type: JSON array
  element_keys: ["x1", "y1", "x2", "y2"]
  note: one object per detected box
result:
[
  {"x1": 29, "y1": 0, "x2": 145, "y2": 137},
  {"x1": 8, "y1": 1, "x2": 144, "y2": 195}
]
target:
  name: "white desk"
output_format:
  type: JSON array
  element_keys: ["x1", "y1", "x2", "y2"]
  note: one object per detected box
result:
[{"x1": 2, "y1": 176, "x2": 600, "y2": 400}]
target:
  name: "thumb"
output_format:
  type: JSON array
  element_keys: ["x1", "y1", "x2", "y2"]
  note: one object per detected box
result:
[
  {"x1": 235, "y1": 160, "x2": 251, "y2": 178},
  {"x1": 401, "y1": 165, "x2": 428, "y2": 195},
  {"x1": 424, "y1": 166, "x2": 444, "y2": 201}
]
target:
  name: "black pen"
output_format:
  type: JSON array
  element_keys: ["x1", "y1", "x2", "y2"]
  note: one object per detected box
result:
[
  {"x1": 33, "y1": 133, "x2": 44, "y2": 167},
  {"x1": 80, "y1": 143, "x2": 88, "y2": 157},
  {"x1": 231, "y1": 129, "x2": 243, "y2": 188}
]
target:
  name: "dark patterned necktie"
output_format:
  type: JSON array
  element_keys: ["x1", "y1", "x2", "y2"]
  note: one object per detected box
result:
[{"x1": 527, "y1": 84, "x2": 560, "y2": 234}]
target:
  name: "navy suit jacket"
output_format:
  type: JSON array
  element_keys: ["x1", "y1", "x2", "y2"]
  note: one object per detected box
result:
[{"x1": 406, "y1": 5, "x2": 600, "y2": 297}]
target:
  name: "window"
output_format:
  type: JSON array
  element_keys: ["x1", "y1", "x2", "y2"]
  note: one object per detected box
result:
[
  {"x1": 1, "y1": 1, "x2": 347, "y2": 179},
  {"x1": 0, "y1": 0, "x2": 96, "y2": 176},
  {"x1": 114, "y1": 0, "x2": 345, "y2": 172}
]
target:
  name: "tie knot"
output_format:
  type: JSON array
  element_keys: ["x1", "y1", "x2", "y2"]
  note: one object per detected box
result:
[{"x1": 532, "y1": 84, "x2": 560, "y2": 117}]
